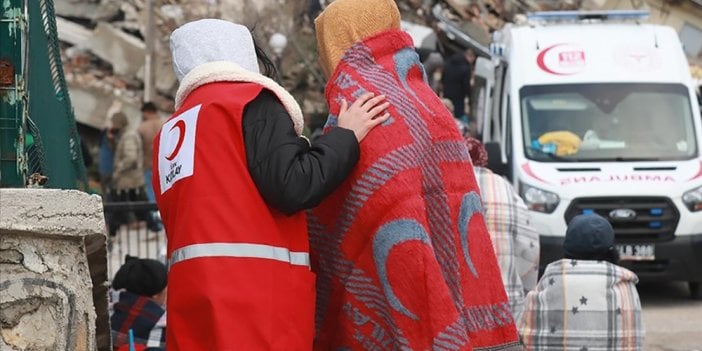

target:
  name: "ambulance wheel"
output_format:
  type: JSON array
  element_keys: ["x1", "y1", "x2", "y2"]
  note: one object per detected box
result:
[{"x1": 690, "y1": 281, "x2": 702, "y2": 300}]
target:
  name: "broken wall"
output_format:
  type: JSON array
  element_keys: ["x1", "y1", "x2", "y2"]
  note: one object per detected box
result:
[
  {"x1": 0, "y1": 189, "x2": 109, "y2": 351},
  {"x1": 56, "y1": 0, "x2": 310, "y2": 131}
]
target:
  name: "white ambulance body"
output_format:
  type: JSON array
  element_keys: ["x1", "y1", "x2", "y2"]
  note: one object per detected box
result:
[{"x1": 475, "y1": 11, "x2": 702, "y2": 298}]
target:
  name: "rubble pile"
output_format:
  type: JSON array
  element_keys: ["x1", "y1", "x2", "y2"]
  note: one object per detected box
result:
[
  {"x1": 56, "y1": 0, "x2": 597, "y2": 130},
  {"x1": 57, "y1": 0, "x2": 310, "y2": 129}
]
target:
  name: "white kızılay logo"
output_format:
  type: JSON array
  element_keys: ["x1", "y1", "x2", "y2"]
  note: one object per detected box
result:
[{"x1": 159, "y1": 104, "x2": 201, "y2": 194}]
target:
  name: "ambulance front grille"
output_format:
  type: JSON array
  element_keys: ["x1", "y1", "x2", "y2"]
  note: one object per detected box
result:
[{"x1": 564, "y1": 197, "x2": 679, "y2": 243}]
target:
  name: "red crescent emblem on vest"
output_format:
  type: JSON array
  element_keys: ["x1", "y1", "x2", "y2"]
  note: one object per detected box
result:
[{"x1": 166, "y1": 120, "x2": 186, "y2": 161}]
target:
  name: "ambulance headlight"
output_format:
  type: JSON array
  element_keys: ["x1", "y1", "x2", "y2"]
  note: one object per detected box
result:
[
  {"x1": 682, "y1": 185, "x2": 702, "y2": 212},
  {"x1": 520, "y1": 183, "x2": 559, "y2": 213}
]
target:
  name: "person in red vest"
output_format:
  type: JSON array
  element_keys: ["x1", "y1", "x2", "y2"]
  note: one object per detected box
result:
[{"x1": 152, "y1": 19, "x2": 389, "y2": 350}]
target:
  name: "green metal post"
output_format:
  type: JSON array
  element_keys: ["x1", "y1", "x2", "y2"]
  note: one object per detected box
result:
[
  {"x1": 1, "y1": 0, "x2": 87, "y2": 189},
  {"x1": 27, "y1": 0, "x2": 87, "y2": 189},
  {"x1": 0, "y1": 0, "x2": 28, "y2": 187}
]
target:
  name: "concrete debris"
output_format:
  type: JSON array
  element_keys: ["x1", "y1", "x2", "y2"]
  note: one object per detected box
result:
[
  {"x1": 0, "y1": 189, "x2": 107, "y2": 351},
  {"x1": 14, "y1": 242, "x2": 48, "y2": 274},
  {"x1": 0, "y1": 297, "x2": 42, "y2": 329},
  {"x1": 0, "y1": 249, "x2": 23, "y2": 264},
  {"x1": 445, "y1": 0, "x2": 473, "y2": 19},
  {"x1": 57, "y1": 0, "x2": 590, "y2": 131},
  {"x1": 87, "y1": 22, "x2": 146, "y2": 78},
  {"x1": 136, "y1": 42, "x2": 178, "y2": 97},
  {"x1": 1, "y1": 286, "x2": 64, "y2": 350},
  {"x1": 160, "y1": 5, "x2": 186, "y2": 27},
  {"x1": 67, "y1": 82, "x2": 141, "y2": 130},
  {"x1": 114, "y1": 2, "x2": 143, "y2": 34},
  {"x1": 55, "y1": 17, "x2": 92, "y2": 48},
  {"x1": 57, "y1": 0, "x2": 317, "y2": 129},
  {"x1": 154, "y1": 54, "x2": 178, "y2": 96},
  {"x1": 54, "y1": 0, "x2": 120, "y2": 22},
  {"x1": 0, "y1": 189, "x2": 106, "y2": 236}
]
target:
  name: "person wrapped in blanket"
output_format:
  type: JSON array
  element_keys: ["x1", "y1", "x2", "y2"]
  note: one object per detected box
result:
[
  {"x1": 110, "y1": 257, "x2": 167, "y2": 351},
  {"x1": 308, "y1": 0, "x2": 521, "y2": 349},
  {"x1": 519, "y1": 214, "x2": 645, "y2": 350}
]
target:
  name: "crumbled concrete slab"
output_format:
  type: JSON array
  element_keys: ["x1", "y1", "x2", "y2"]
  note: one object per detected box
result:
[
  {"x1": 68, "y1": 82, "x2": 141, "y2": 130},
  {"x1": 87, "y1": 22, "x2": 146, "y2": 78},
  {"x1": 56, "y1": 17, "x2": 93, "y2": 48},
  {"x1": 0, "y1": 189, "x2": 105, "y2": 237},
  {"x1": 54, "y1": 0, "x2": 120, "y2": 22},
  {"x1": 0, "y1": 189, "x2": 109, "y2": 351}
]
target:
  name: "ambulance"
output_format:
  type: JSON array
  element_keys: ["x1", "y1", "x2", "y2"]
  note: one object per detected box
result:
[{"x1": 473, "y1": 10, "x2": 702, "y2": 298}]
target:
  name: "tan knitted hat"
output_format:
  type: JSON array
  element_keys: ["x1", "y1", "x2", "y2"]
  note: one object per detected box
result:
[{"x1": 314, "y1": 0, "x2": 401, "y2": 77}]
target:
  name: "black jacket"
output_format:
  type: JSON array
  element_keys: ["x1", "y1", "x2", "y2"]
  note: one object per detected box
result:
[
  {"x1": 242, "y1": 90, "x2": 360, "y2": 215},
  {"x1": 441, "y1": 52, "x2": 471, "y2": 99}
]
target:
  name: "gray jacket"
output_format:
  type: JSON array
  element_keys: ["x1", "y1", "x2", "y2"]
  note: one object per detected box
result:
[{"x1": 113, "y1": 129, "x2": 145, "y2": 190}]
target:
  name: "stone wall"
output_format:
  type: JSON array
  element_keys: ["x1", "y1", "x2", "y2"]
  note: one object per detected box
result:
[{"x1": 0, "y1": 189, "x2": 109, "y2": 351}]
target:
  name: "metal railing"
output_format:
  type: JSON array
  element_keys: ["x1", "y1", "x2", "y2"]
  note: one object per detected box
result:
[{"x1": 103, "y1": 201, "x2": 166, "y2": 279}]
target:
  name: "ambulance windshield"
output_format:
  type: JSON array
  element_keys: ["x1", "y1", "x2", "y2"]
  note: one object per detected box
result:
[{"x1": 520, "y1": 83, "x2": 697, "y2": 162}]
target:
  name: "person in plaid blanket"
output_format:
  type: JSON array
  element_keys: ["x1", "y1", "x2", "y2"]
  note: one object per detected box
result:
[
  {"x1": 465, "y1": 135, "x2": 540, "y2": 322},
  {"x1": 518, "y1": 214, "x2": 645, "y2": 350},
  {"x1": 110, "y1": 257, "x2": 167, "y2": 351}
]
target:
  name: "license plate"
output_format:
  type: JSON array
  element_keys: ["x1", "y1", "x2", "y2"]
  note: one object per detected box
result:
[{"x1": 617, "y1": 244, "x2": 655, "y2": 261}]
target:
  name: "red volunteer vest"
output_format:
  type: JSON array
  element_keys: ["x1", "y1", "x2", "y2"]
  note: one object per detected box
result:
[{"x1": 152, "y1": 82, "x2": 314, "y2": 351}]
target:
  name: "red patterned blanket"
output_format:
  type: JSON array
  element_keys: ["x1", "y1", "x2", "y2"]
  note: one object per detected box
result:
[{"x1": 309, "y1": 30, "x2": 520, "y2": 351}]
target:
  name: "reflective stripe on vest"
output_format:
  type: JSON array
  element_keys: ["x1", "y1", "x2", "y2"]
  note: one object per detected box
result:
[{"x1": 169, "y1": 243, "x2": 310, "y2": 268}]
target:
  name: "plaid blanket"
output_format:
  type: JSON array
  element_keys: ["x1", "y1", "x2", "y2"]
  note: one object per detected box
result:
[
  {"x1": 110, "y1": 291, "x2": 166, "y2": 350},
  {"x1": 475, "y1": 167, "x2": 540, "y2": 321},
  {"x1": 309, "y1": 29, "x2": 520, "y2": 351},
  {"x1": 519, "y1": 259, "x2": 644, "y2": 350}
]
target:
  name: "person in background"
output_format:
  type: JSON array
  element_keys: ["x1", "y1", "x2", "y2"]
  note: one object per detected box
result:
[
  {"x1": 154, "y1": 19, "x2": 388, "y2": 350},
  {"x1": 465, "y1": 134, "x2": 540, "y2": 322},
  {"x1": 99, "y1": 119, "x2": 130, "y2": 238},
  {"x1": 441, "y1": 97, "x2": 455, "y2": 114},
  {"x1": 110, "y1": 256, "x2": 167, "y2": 351},
  {"x1": 137, "y1": 102, "x2": 164, "y2": 233},
  {"x1": 310, "y1": 0, "x2": 520, "y2": 349},
  {"x1": 441, "y1": 48, "x2": 476, "y2": 122},
  {"x1": 111, "y1": 112, "x2": 162, "y2": 236},
  {"x1": 99, "y1": 125, "x2": 116, "y2": 195},
  {"x1": 137, "y1": 102, "x2": 163, "y2": 203},
  {"x1": 80, "y1": 137, "x2": 93, "y2": 168},
  {"x1": 112, "y1": 112, "x2": 143, "y2": 198},
  {"x1": 416, "y1": 47, "x2": 444, "y2": 92},
  {"x1": 307, "y1": 0, "x2": 323, "y2": 23},
  {"x1": 519, "y1": 214, "x2": 644, "y2": 350}
]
